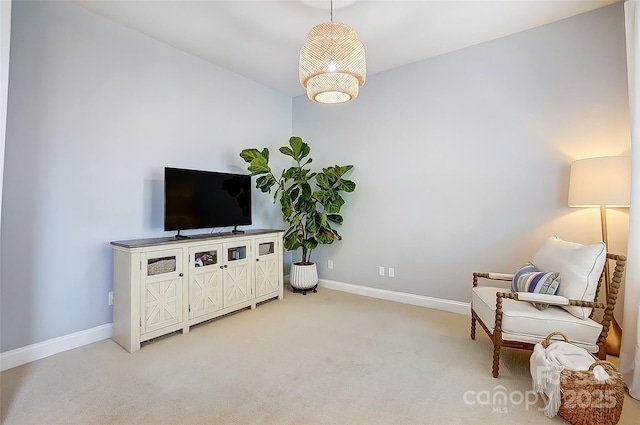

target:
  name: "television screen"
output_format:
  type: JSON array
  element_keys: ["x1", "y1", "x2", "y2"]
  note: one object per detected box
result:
[{"x1": 164, "y1": 167, "x2": 252, "y2": 232}]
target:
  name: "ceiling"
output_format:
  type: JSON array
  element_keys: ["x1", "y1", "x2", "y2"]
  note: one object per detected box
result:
[{"x1": 73, "y1": 0, "x2": 619, "y2": 97}]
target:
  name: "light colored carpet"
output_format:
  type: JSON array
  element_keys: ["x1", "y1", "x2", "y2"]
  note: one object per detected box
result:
[{"x1": 1, "y1": 288, "x2": 639, "y2": 424}]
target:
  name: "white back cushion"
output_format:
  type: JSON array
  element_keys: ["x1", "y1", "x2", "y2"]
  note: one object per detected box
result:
[{"x1": 532, "y1": 236, "x2": 606, "y2": 319}]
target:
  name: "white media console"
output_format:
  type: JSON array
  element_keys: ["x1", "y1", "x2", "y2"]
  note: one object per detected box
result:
[{"x1": 110, "y1": 229, "x2": 284, "y2": 353}]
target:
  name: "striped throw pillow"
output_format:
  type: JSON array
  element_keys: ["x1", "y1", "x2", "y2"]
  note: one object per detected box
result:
[
  {"x1": 512, "y1": 263, "x2": 537, "y2": 292},
  {"x1": 512, "y1": 263, "x2": 561, "y2": 310}
]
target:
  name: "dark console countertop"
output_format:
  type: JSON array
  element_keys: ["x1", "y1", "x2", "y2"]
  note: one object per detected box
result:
[{"x1": 111, "y1": 229, "x2": 285, "y2": 249}]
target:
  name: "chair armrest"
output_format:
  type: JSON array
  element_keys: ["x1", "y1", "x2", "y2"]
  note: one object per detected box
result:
[
  {"x1": 496, "y1": 292, "x2": 606, "y2": 310},
  {"x1": 515, "y1": 292, "x2": 569, "y2": 305},
  {"x1": 474, "y1": 272, "x2": 514, "y2": 281},
  {"x1": 472, "y1": 272, "x2": 513, "y2": 289}
]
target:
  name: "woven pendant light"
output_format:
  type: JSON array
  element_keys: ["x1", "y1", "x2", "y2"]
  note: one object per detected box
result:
[{"x1": 299, "y1": 2, "x2": 366, "y2": 104}]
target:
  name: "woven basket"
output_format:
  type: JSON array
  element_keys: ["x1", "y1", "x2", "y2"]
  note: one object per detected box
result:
[{"x1": 541, "y1": 332, "x2": 625, "y2": 425}]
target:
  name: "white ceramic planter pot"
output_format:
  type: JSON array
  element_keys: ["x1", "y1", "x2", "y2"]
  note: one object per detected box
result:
[{"x1": 289, "y1": 263, "x2": 318, "y2": 293}]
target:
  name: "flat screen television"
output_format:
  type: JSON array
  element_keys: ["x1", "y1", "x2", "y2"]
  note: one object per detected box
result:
[{"x1": 164, "y1": 167, "x2": 252, "y2": 233}]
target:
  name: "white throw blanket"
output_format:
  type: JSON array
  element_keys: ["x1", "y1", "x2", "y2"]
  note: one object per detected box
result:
[{"x1": 530, "y1": 340, "x2": 610, "y2": 417}]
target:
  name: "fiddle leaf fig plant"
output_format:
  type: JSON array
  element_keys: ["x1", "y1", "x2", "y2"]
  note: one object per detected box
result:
[{"x1": 240, "y1": 136, "x2": 356, "y2": 265}]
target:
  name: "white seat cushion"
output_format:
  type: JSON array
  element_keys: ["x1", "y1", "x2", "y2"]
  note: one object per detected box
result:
[
  {"x1": 532, "y1": 236, "x2": 606, "y2": 319},
  {"x1": 472, "y1": 286, "x2": 602, "y2": 352}
]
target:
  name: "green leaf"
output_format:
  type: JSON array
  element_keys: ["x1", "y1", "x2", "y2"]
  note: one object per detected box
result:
[
  {"x1": 315, "y1": 173, "x2": 331, "y2": 190},
  {"x1": 282, "y1": 166, "x2": 298, "y2": 180},
  {"x1": 256, "y1": 175, "x2": 276, "y2": 193},
  {"x1": 316, "y1": 228, "x2": 335, "y2": 244},
  {"x1": 279, "y1": 146, "x2": 295, "y2": 159},
  {"x1": 282, "y1": 210, "x2": 293, "y2": 222},
  {"x1": 324, "y1": 193, "x2": 344, "y2": 214},
  {"x1": 327, "y1": 214, "x2": 343, "y2": 224},
  {"x1": 319, "y1": 212, "x2": 328, "y2": 227},
  {"x1": 325, "y1": 202, "x2": 339, "y2": 214},
  {"x1": 248, "y1": 163, "x2": 270, "y2": 175},
  {"x1": 280, "y1": 191, "x2": 293, "y2": 219},
  {"x1": 261, "y1": 148, "x2": 269, "y2": 163},
  {"x1": 301, "y1": 182, "x2": 312, "y2": 200},
  {"x1": 239, "y1": 148, "x2": 264, "y2": 164},
  {"x1": 272, "y1": 186, "x2": 280, "y2": 203},
  {"x1": 290, "y1": 168, "x2": 308, "y2": 184},
  {"x1": 323, "y1": 167, "x2": 339, "y2": 183},
  {"x1": 296, "y1": 200, "x2": 307, "y2": 215},
  {"x1": 335, "y1": 165, "x2": 354, "y2": 178},
  {"x1": 289, "y1": 187, "x2": 300, "y2": 203},
  {"x1": 284, "y1": 225, "x2": 297, "y2": 239},
  {"x1": 284, "y1": 230, "x2": 302, "y2": 251},
  {"x1": 326, "y1": 165, "x2": 353, "y2": 179},
  {"x1": 303, "y1": 198, "x2": 317, "y2": 214},
  {"x1": 289, "y1": 136, "x2": 303, "y2": 157},
  {"x1": 303, "y1": 238, "x2": 318, "y2": 251},
  {"x1": 338, "y1": 179, "x2": 356, "y2": 193},
  {"x1": 247, "y1": 156, "x2": 270, "y2": 175},
  {"x1": 314, "y1": 190, "x2": 330, "y2": 206},
  {"x1": 306, "y1": 213, "x2": 320, "y2": 233},
  {"x1": 299, "y1": 141, "x2": 311, "y2": 161},
  {"x1": 284, "y1": 136, "x2": 311, "y2": 162}
]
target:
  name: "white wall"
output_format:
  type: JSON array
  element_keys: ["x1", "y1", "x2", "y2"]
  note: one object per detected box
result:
[
  {"x1": 1, "y1": 1, "x2": 630, "y2": 355},
  {"x1": 0, "y1": 0, "x2": 11, "y2": 234},
  {"x1": 293, "y1": 3, "x2": 630, "y2": 303},
  {"x1": 1, "y1": 1, "x2": 291, "y2": 352}
]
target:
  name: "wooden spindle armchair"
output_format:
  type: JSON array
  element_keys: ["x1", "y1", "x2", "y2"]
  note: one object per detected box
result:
[{"x1": 470, "y1": 236, "x2": 626, "y2": 378}]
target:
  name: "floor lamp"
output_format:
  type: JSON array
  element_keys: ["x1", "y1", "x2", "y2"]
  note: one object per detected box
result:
[{"x1": 568, "y1": 156, "x2": 631, "y2": 356}]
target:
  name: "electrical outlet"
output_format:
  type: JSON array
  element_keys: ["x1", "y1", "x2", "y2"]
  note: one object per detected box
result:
[
  {"x1": 379, "y1": 266, "x2": 385, "y2": 276},
  {"x1": 389, "y1": 268, "x2": 395, "y2": 278},
  {"x1": 328, "y1": 260, "x2": 334, "y2": 269},
  {"x1": 108, "y1": 291, "x2": 114, "y2": 306}
]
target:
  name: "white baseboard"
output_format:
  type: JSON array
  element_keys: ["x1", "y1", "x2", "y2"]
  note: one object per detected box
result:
[
  {"x1": 318, "y1": 279, "x2": 471, "y2": 316},
  {"x1": 0, "y1": 323, "x2": 113, "y2": 372}
]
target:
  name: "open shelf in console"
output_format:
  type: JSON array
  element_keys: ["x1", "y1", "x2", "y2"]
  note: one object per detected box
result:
[
  {"x1": 194, "y1": 250, "x2": 218, "y2": 267},
  {"x1": 258, "y1": 242, "x2": 275, "y2": 256},
  {"x1": 227, "y1": 246, "x2": 247, "y2": 261},
  {"x1": 147, "y1": 256, "x2": 176, "y2": 276}
]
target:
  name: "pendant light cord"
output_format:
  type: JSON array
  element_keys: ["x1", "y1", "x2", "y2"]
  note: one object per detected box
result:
[{"x1": 330, "y1": 0, "x2": 333, "y2": 22}]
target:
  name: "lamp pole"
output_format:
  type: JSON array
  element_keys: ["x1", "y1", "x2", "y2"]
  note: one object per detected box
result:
[{"x1": 600, "y1": 204, "x2": 622, "y2": 356}]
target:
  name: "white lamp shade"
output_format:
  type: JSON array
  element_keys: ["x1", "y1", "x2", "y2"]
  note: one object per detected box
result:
[
  {"x1": 568, "y1": 156, "x2": 631, "y2": 207},
  {"x1": 299, "y1": 22, "x2": 366, "y2": 104}
]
